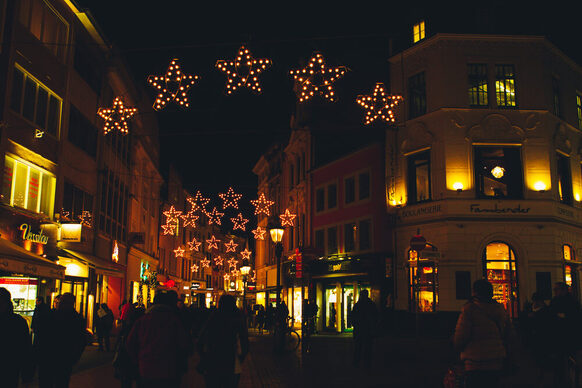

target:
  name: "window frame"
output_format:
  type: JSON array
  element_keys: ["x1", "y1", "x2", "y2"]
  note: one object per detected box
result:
[
  {"x1": 474, "y1": 145, "x2": 524, "y2": 200},
  {"x1": 412, "y1": 20, "x2": 425, "y2": 43},
  {"x1": 407, "y1": 149, "x2": 431, "y2": 204},
  {"x1": 467, "y1": 63, "x2": 489, "y2": 107},
  {"x1": 576, "y1": 93, "x2": 582, "y2": 130},
  {"x1": 556, "y1": 151, "x2": 573, "y2": 206},
  {"x1": 18, "y1": 0, "x2": 69, "y2": 61},
  {"x1": 408, "y1": 72, "x2": 426, "y2": 119},
  {"x1": 495, "y1": 64, "x2": 517, "y2": 108}
]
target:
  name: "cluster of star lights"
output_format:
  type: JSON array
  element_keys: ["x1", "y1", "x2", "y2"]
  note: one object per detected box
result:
[
  {"x1": 148, "y1": 58, "x2": 199, "y2": 110},
  {"x1": 290, "y1": 52, "x2": 347, "y2": 103},
  {"x1": 97, "y1": 97, "x2": 137, "y2": 135},
  {"x1": 356, "y1": 82, "x2": 403, "y2": 125},
  {"x1": 216, "y1": 46, "x2": 271, "y2": 94}
]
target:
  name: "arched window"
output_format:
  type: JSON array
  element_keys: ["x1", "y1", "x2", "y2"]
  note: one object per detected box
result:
[
  {"x1": 408, "y1": 243, "x2": 438, "y2": 313},
  {"x1": 563, "y1": 244, "x2": 579, "y2": 300},
  {"x1": 483, "y1": 242, "x2": 518, "y2": 318}
]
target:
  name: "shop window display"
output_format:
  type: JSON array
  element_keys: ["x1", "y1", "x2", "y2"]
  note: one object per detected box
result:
[
  {"x1": 563, "y1": 244, "x2": 579, "y2": 300},
  {"x1": 408, "y1": 249, "x2": 438, "y2": 313},
  {"x1": 483, "y1": 242, "x2": 518, "y2": 318},
  {"x1": 0, "y1": 277, "x2": 38, "y2": 321}
]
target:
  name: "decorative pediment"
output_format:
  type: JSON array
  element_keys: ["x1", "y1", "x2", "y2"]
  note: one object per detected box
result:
[
  {"x1": 401, "y1": 122, "x2": 434, "y2": 154},
  {"x1": 465, "y1": 114, "x2": 524, "y2": 142},
  {"x1": 554, "y1": 123, "x2": 572, "y2": 155}
]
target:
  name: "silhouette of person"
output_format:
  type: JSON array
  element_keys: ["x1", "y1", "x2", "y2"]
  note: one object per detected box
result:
[{"x1": 351, "y1": 290, "x2": 377, "y2": 368}]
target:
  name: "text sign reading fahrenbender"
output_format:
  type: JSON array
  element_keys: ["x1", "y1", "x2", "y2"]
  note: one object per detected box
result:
[{"x1": 20, "y1": 224, "x2": 48, "y2": 244}]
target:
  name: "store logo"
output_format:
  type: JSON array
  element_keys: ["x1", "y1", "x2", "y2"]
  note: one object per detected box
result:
[
  {"x1": 20, "y1": 224, "x2": 49, "y2": 244},
  {"x1": 469, "y1": 204, "x2": 530, "y2": 214}
]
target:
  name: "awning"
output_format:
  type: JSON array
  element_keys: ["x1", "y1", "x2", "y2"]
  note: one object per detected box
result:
[
  {"x1": 58, "y1": 248, "x2": 125, "y2": 278},
  {"x1": 0, "y1": 238, "x2": 65, "y2": 279}
]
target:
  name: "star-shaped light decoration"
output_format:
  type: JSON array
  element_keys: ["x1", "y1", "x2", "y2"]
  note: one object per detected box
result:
[
  {"x1": 279, "y1": 209, "x2": 297, "y2": 227},
  {"x1": 251, "y1": 226, "x2": 266, "y2": 240},
  {"x1": 290, "y1": 52, "x2": 347, "y2": 103},
  {"x1": 356, "y1": 82, "x2": 403, "y2": 125},
  {"x1": 228, "y1": 257, "x2": 238, "y2": 269},
  {"x1": 162, "y1": 223, "x2": 177, "y2": 235},
  {"x1": 225, "y1": 239, "x2": 238, "y2": 253},
  {"x1": 214, "y1": 256, "x2": 224, "y2": 266},
  {"x1": 147, "y1": 58, "x2": 199, "y2": 111},
  {"x1": 78, "y1": 211, "x2": 93, "y2": 228},
  {"x1": 191, "y1": 263, "x2": 199, "y2": 272},
  {"x1": 206, "y1": 207, "x2": 224, "y2": 225},
  {"x1": 174, "y1": 246, "x2": 185, "y2": 258},
  {"x1": 206, "y1": 235, "x2": 220, "y2": 250},
  {"x1": 200, "y1": 258, "x2": 211, "y2": 268},
  {"x1": 231, "y1": 269, "x2": 240, "y2": 277},
  {"x1": 224, "y1": 273, "x2": 230, "y2": 281},
  {"x1": 218, "y1": 187, "x2": 243, "y2": 209},
  {"x1": 97, "y1": 97, "x2": 138, "y2": 135},
  {"x1": 187, "y1": 237, "x2": 202, "y2": 251},
  {"x1": 231, "y1": 213, "x2": 249, "y2": 231},
  {"x1": 180, "y1": 211, "x2": 199, "y2": 228},
  {"x1": 163, "y1": 205, "x2": 183, "y2": 224},
  {"x1": 240, "y1": 248, "x2": 252, "y2": 260},
  {"x1": 187, "y1": 191, "x2": 210, "y2": 213},
  {"x1": 216, "y1": 46, "x2": 272, "y2": 94},
  {"x1": 250, "y1": 193, "x2": 275, "y2": 216},
  {"x1": 60, "y1": 209, "x2": 71, "y2": 221}
]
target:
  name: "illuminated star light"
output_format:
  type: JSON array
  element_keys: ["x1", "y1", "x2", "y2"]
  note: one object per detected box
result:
[
  {"x1": 191, "y1": 264, "x2": 199, "y2": 272},
  {"x1": 206, "y1": 235, "x2": 221, "y2": 250},
  {"x1": 162, "y1": 223, "x2": 177, "y2": 235},
  {"x1": 240, "y1": 248, "x2": 252, "y2": 260},
  {"x1": 163, "y1": 205, "x2": 183, "y2": 224},
  {"x1": 225, "y1": 239, "x2": 238, "y2": 253},
  {"x1": 279, "y1": 209, "x2": 297, "y2": 227},
  {"x1": 250, "y1": 193, "x2": 275, "y2": 216},
  {"x1": 206, "y1": 207, "x2": 225, "y2": 225},
  {"x1": 231, "y1": 213, "x2": 249, "y2": 231},
  {"x1": 224, "y1": 273, "x2": 230, "y2": 281},
  {"x1": 251, "y1": 226, "x2": 266, "y2": 240},
  {"x1": 290, "y1": 52, "x2": 347, "y2": 103},
  {"x1": 97, "y1": 97, "x2": 137, "y2": 135},
  {"x1": 78, "y1": 211, "x2": 93, "y2": 227},
  {"x1": 216, "y1": 46, "x2": 272, "y2": 94},
  {"x1": 218, "y1": 187, "x2": 243, "y2": 209},
  {"x1": 147, "y1": 58, "x2": 199, "y2": 111},
  {"x1": 187, "y1": 191, "x2": 210, "y2": 213},
  {"x1": 60, "y1": 209, "x2": 71, "y2": 221},
  {"x1": 214, "y1": 256, "x2": 224, "y2": 266},
  {"x1": 228, "y1": 257, "x2": 238, "y2": 269},
  {"x1": 356, "y1": 82, "x2": 403, "y2": 125},
  {"x1": 174, "y1": 246, "x2": 185, "y2": 258},
  {"x1": 231, "y1": 269, "x2": 240, "y2": 277},
  {"x1": 180, "y1": 211, "x2": 199, "y2": 228},
  {"x1": 200, "y1": 259, "x2": 211, "y2": 268},
  {"x1": 187, "y1": 237, "x2": 202, "y2": 251}
]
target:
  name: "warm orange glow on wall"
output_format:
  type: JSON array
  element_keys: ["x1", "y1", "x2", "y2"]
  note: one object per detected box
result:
[{"x1": 534, "y1": 181, "x2": 547, "y2": 191}]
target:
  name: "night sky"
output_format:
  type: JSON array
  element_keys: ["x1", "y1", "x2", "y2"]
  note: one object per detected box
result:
[{"x1": 75, "y1": 1, "x2": 579, "y2": 203}]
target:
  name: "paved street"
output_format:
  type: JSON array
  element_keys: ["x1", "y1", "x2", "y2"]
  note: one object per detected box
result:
[{"x1": 22, "y1": 329, "x2": 544, "y2": 388}]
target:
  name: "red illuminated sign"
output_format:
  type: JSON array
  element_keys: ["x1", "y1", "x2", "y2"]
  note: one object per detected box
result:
[{"x1": 295, "y1": 248, "x2": 303, "y2": 279}]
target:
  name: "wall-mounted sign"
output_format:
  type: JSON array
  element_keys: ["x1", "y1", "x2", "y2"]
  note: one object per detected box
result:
[
  {"x1": 59, "y1": 223, "x2": 82, "y2": 242},
  {"x1": 190, "y1": 282, "x2": 201, "y2": 290},
  {"x1": 20, "y1": 224, "x2": 48, "y2": 244},
  {"x1": 469, "y1": 203, "x2": 530, "y2": 214}
]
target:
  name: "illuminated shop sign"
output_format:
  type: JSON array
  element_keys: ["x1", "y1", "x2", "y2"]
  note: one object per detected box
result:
[{"x1": 20, "y1": 224, "x2": 48, "y2": 244}]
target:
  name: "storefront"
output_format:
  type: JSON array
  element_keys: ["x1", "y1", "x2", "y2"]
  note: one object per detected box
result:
[{"x1": 127, "y1": 247, "x2": 158, "y2": 308}]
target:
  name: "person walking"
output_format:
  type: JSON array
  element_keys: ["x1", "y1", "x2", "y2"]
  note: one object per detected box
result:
[
  {"x1": 351, "y1": 289, "x2": 378, "y2": 368},
  {"x1": 522, "y1": 292, "x2": 552, "y2": 386},
  {"x1": 0, "y1": 287, "x2": 33, "y2": 388},
  {"x1": 196, "y1": 294, "x2": 249, "y2": 388},
  {"x1": 36, "y1": 292, "x2": 87, "y2": 388},
  {"x1": 96, "y1": 303, "x2": 114, "y2": 351},
  {"x1": 126, "y1": 291, "x2": 191, "y2": 388},
  {"x1": 453, "y1": 279, "x2": 514, "y2": 388}
]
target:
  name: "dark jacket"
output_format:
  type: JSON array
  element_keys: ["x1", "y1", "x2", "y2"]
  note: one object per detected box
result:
[
  {"x1": 0, "y1": 310, "x2": 32, "y2": 387},
  {"x1": 549, "y1": 293, "x2": 582, "y2": 353},
  {"x1": 36, "y1": 308, "x2": 87, "y2": 366},
  {"x1": 126, "y1": 304, "x2": 190, "y2": 380},
  {"x1": 351, "y1": 296, "x2": 378, "y2": 339}
]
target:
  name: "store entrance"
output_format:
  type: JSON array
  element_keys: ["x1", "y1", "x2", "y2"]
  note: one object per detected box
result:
[
  {"x1": 323, "y1": 282, "x2": 370, "y2": 332},
  {"x1": 483, "y1": 242, "x2": 519, "y2": 318}
]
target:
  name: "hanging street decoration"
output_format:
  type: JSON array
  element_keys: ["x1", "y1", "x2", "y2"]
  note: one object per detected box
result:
[
  {"x1": 218, "y1": 187, "x2": 243, "y2": 209},
  {"x1": 162, "y1": 223, "x2": 177, "y2": 235},
  {"x1": 163, "y1": 206, "x2": 183, "y2": 224},
  {"x1": 187, "y1": 191, "x2": 210, "y2": 213},
  {"x1": 180, "y1": 211, "x2": 199, "y2": 228},
  {"x1": 240, "y1": 248, "x2": 252, "y2": 260},
  {"x1": 290, "y1": 52, "x2": 347, "y2": 103},
  {"x1": 78, "y1": 211, "x2": 93, "y2": 228},
  {"x1": 187, "y1": 237, "x2": 202, "y2": 251},
  {"x1": 200, "y1": 258, "x2": 211, "y2": 268},
  {"x1": 224, "y1": 273, "x2": 230, "y2": 281},
  {"x1": 206, "y1": 207, "x2": 224, "y2": 225},
  {"x1": 174, "y1": 246, "x2": 185, "y2": 258},
  {"x1": 227, "y1": 257, "x2": 238, "y2": 269},
  {"x1": 97, "y1": 97, "x2": 137, "y2": 135},
  {"x1": 231, "y1": 213, "x2": 249, "y2": 231},
  {"x1": 206, "y1": 235, "x2": 221, "y2": 250},
  {"x1": 147, "y1": 58, "x2": 199, "y2": 111},
  {"x1": 225, "y1": 239, "x2": 238, "y2": 253},
  {"x1": 280, "y1": 209, "x2": 297, "y2": 227},
  {"x1": 251, "y1": 226, "x2": 266, "y2": 240},
  {"x1": 250, "y1": 193, "x2": 275, "y2": 216},
  {"x1": 356, "y1": 82, "x2": 403, "y2": 125},
  {"x1": 191, "y1": 263, "x2": 199, "y2": 272},
  {"x1": 231, "y1": 269, "x2": 240, "y2": 277},
  {"x1": 214, "y1": 256, "x2": 224, "y2": 266},
  {"x1": 216, "y1": 46, "x2": 272, "y2": 95}
]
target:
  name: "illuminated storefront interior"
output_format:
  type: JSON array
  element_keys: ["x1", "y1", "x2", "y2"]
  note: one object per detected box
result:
[
  {"x1": 322, "y1": 282, "x2": 370, "y2": 332},
  {"x1": 0, "y1": 277, "x2": 38, "y2": 321},
  {"x1": 563, "y1": 244, "x2": 579, "y2": 299},
  {"x1": 484, "y1": 242, "x2": 518, "y2": 318},
  {"x1": 408, "y1": 249, "x2": 438, "y2": 313}
]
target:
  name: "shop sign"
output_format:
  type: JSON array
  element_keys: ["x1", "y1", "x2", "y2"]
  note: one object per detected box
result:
[
  {"x1": 20, "y1": 224, "x2": 48, "y2": 244},
  {"x1": 59, "y1": 223, "x2": 82, "y2": 242},
  {"x1": 328, "y1": 261, "x2": 351, "y2": 272},
  {"x1": 190, "y1": 282, "x2": 201, "y2": 290},
  {"x1": 295, "y1": 248, "x2": 303, "y2": 279},
  {"x1": 469, "y1": 203, "x2": 530, "y2": 214},
  {"x1": 400, "y1": 204, "x2": 442, "y2": 219}
]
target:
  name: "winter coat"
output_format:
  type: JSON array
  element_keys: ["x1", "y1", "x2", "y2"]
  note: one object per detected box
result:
[
  {"x1": 126, "y1": 304, "x2": 190, "y2": 380},
  {"x1": 36, "y1": 308, "x2": 87, "y2": 366},
  {"x1": 453, "y1": 299, "x2": 510, "y2": 371},
  {"x1": 351, "y1": 296, "x2": 378, "y2": 340},
  {"x1": 549, "y1": 293, "x2": 582, "y2": 353},
  {"x1": 0, "y1": 310, "x2": 32, "y2": 387}
]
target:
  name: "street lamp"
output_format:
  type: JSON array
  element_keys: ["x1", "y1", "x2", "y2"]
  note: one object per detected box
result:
[
  {"x1": 269, "y1": 223, "x2": 284, "y2": 351},
  {"x1": 240, "y1": 258, "x2": 251, "y2": 310}
]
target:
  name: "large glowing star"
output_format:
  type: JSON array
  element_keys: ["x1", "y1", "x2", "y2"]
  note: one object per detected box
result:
[
  {"x1": 231, "y1": 213, "x2": 249, "y2": 231},
  {"x1": 180, "y1": 211, "x2": 199, "y2": 228},
  {"x1": 187, "y1": 191, "x2": 210, "y2": 213},
  {"x1": 174, "y1": 246, "x2": 185, "y2": 258},
  {"x1": 187, "y1": 237, "x2": 202, "y2": 251},
  {"x1": 97, "y1": 97, "x2": 137, "y2": 135},
  {"x1": 228, "y1": 257, "x2": 238, "y2": 269},
  {"x1": 206, "y1": 207, "x2": 224, "y2": 225},
  {"x1": 225, "y1": 239, "x2": 238, "y2": 253},
  {"x1": 356, "y1": 82, "x2": 403, "y2": 125},
  {"x1": 206, "y1": 235, "x2": 220, "y2": 250},
  {"x1": 147, "y1": 58, "x2": 199, "y2": 111},
  {"x1": 191, "y1": 264, "x2": 199, "y2": 272},
  {"x1": 78, "y1": 211, "x2": 93, "y2": 228},
  {"x1": 214, "y1": 256, "x2": 224, "y2": 266},
  {"x1": 279, "y1": 209, "x2": 297, "y2": 227},
  {"x1": 163, "y1": 205, "x2": 183, "y2": 224},
  {"x1": 218, "y1": 187, "x2": 243, "y2": 209},
  {"x1": 289, "y1": 52, "x2": 347, "y2": 103},
  {"x1": 224, "y1": 273, "x2": 230, "y2": 281},
  {"x1": 216, "y1": 46, "x2": 272, "y2": 94},
  {"x1": 251, "y1": 226, "x2": 266, "y2": 240},
  {"x1": 250, "y1": 193, "x2": 275, "y2": 216},
  {"x1": 162, "y1": 223, "x2": 176, "y2": 235},
  {"x1": 200, "y1": 259, "x2": 211, "y2": 268},
  {"x1": 240, "y1": 248, "x2": 252, "y2": 260}
]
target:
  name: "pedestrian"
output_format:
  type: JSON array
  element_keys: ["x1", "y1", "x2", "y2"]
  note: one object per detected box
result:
[
  {"x1": 32, "y1": 296, "x2": 51, "y2": 353},
  {"x1": 36, "y1": 292, "x2": 87, "y2": 388},
  {"x1": 522, "y1": 292, "x2": 552, "y2": 385},
  {"x1": 113, "y1": 300, "x2": 144, "y2": 388},
  {"x1": 257, "y1": 305, "x2": 265, "y2": 335},
  {"x1": 197, "y1": 294, "x2": 249, "y2": 388},
  {"x1": 126, "y1": 291, "x2": 191, "y2": 388},
  {"x1": 351, "y1": 289, "x2": 377, "y2": 368},
  {"x1": 96, "y1": 303, "x2": 114, "y2": 351},
  {"x1": 453, "y1": 279, "x2": 514, "y2": 388},
  {"x1": 0, "y1": 287, "x2": 33, "y2": 388}
]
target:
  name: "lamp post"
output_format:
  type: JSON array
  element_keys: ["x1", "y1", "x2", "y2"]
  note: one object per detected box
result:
[
  {"x1": 240, "y1": 258, "x2": 251, "y2": 310},
  {"x1": 269, "y1": 224, "x2": 284, "y2": 351}
]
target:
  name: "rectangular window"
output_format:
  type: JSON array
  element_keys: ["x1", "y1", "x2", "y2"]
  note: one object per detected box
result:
[
  {"x1": 468, "y1": 64, "x2": 488, "y2": 107},
  {"x1": 315, "y1": 229, "x2": 325, "y2": 252},
  {"x1": 315, "y1": 188, "x2": 325, "y2": 212},
  {"x1": 63, "y1": 181, "x2": 93, "y2": 225},
  {"x1": 327, "y1": 183, "x2": 337, "y2": 209},
  {"x1": 288, "y1": 226, "x2": 294, "y2": 249},
  {"x1": 327, "y1": 227, "x2": 337, "y2": 254},
  {"x1": 98, "y1": 168, "x2": 128, "y2": 242},
  {"x1": 345, "y1": 176, "x2": 355, "y2": 204},
  {"x1": 10, "y1": 65, "x2": 62, "y2": 137},
  {"x1": 2, "y1": 155, "x2": 55, "y2": 217},
  {"x1": 358, "y1": 172, "x2": 370, "y2": 200},
  {"x1": 412, "y1": 20, "x2": 425, "y2": 43},
  {"x1": 495, "y1": 64, "x2": 517, "y2": 108},
  {"x1": 407, "y1": 150, "x2": 431, "y2": 204},
  {"x1": 408, "y1": 72, "x2": 426, "y2": 119},
  {"x1": 552, "y1": 77, "x2": 561, "y2": 118},
  {"x1": 474, "y1": 146, "x2": 523, "y2": 199},
  {"x1": 455, "y1": 271, "x2": 471, "y2": 300},
  {"x1": 18, "y1": 0, "x2": 68, "y2": 61},
  {"x1": 344, "y1": 223, "x2": 356, "y2": 252},
  {"x1": 577, "y1": 94, "x2": 582, "y2": 130},
  {"x1": 359, "y1": 219, "x2": 371, "y2": 251},
  {"x1": 74, "y1": 43, "x2": 102, "y2": 93},
  {"x1": 68, "y1": 105, "x2": 98, "y2": 157},
  {"x1": 557, "y1": 153, "x2": 572, "y2": 205}
]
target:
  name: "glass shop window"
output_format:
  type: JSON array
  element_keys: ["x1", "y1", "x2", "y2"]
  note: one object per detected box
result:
[
  {"x1": 557, "y1": 153, "x2": 573, "y2": 205},
  {"x1": 474, "y1": 146, "x2": 523, "y2": 199},
  {"x1": 407, "y1": 150, "x2": 431, "y2": 204},
  {"x1": 483, "y1": 242, "x2": 518, "y2": 318},
  {"x1": 408, "y1": 249, "x2": 438, "y2": 313},
  {"x1": 563, "y1": 244, "x2": 579, "y2": 300}
]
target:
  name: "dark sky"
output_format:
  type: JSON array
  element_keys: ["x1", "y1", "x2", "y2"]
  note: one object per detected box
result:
[{"x1": 75, "y1": 1, "x2": 579, "y2": 204}]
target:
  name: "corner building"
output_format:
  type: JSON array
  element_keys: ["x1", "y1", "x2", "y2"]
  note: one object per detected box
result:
[{"x1": 388, "y1": 34, "x2": 582, "y2": 319}]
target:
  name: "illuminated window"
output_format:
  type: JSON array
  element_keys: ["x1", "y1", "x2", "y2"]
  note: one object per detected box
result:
[
  {"x1": 474, "y1": 146, "x2": 523, "y2": 199},
  {"x1": 552, "y1": 77, "x2": 561, "y2": 118},
  {"x1": 1, "y1": 155, "x2": 55, "y2": 217},
  {"x1": 468, "y1": 64, "x2": 488, "y2": 107},
  {"x1": 10, "y1": 65, "x2": 62, "y2": 137},
  {"x1": 412, "y1": 20, "x2": 425, "y2": 43},
  {"x1": 557, "y1": 153, "x2": 572, "y2": 205},
  {"x1": 563, "y1": 245, "x2": 574, "y2": 261},
  {"x1": 576, "y1": 94, "x2": 582, "y2": 130},
  {"x1": 408, "y1": 248, "x2": 438, "y2": 313},
  {"x1": 495, "y1": 64, "x2": 517, "y2": 108},
  {"x1": 63, "y1": 181, "x2": 93, "y2": 224},
  {"x1": 483, "y1": 242, "x2": 518, "y2": 318},
  {"x1": 408, "y1": 72, "x2": 426, "y2": 119},
  {"x1": 18, "y1": 0, "x2": 68, "y2": 60},
  {"x1": 563, "y1": 245, "x2": 579, "y2": 300},
  {"x1": 407, "y1": 150, "x2": 431, "y2": 203}
]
